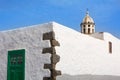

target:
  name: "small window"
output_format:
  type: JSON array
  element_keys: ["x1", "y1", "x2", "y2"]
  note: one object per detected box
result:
[
  {"x1": 88, "y1": 25, "x2": 90, "y2": 27},
  {"x1": 84, "y1": 25, "x2": 86, "y2": 27},
  {"x1": 109, "y1": 42, "x2": 112, "y2": 53},
  {"x1": 83, "y1": 28, "x2": 86, "y2": 33},
  {"x1": 88, "y1": 28, "x2": 90, "y2": 34}
]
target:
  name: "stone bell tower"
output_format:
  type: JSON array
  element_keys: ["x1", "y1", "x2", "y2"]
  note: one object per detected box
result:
[{"x1": 80, "y1": 10, "x2": 95, "y2": 34}]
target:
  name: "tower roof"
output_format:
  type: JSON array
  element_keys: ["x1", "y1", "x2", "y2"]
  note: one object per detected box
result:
[{"x1": 82, "y1": 10, "x2": 94, "y2": 23}]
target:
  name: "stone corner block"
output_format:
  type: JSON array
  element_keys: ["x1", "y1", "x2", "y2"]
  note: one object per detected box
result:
[
  {"x1": 51, "y1": 40, "x2": 60, "y2": 46},
  {"x1": 43, "y1": 77, "x2": 51, "y2": 80},
  {"x1": 43, "y1": 31, "x2": 55, "y2": 40},
  {"x1": 42, "y1": 47, "x2": 56, "y2": 54}
]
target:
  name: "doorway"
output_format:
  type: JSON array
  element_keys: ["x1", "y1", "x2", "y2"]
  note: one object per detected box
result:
[{"x1": 7, "y1": 49, "x2": 25, "y2": 80}]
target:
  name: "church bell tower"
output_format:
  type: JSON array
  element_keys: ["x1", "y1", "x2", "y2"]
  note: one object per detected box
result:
[{"x1": 80, "y1": 10, "x2": 95, "y2": 34}]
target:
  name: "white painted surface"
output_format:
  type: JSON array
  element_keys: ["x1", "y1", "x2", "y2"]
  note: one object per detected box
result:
[
  {"x1": 0, "y1": 22, "x2": 120, "y2": 80},
  {"x1": 52, "y1": 22, "x2": 120, "y2": 76},
  {"x1": 0, "y1": 22, "x2": 53, "y2": 80}
]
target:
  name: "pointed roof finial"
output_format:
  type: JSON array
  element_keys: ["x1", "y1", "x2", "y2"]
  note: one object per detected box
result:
[{"x1": 86, "y1": 8, "x2": 89, "y2": 15}]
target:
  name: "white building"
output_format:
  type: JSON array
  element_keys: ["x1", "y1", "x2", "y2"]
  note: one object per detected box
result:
[{"x1": 0, "y1": 11, "x2": 120, "y2": 80}]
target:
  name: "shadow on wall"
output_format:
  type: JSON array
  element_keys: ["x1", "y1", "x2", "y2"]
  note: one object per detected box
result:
[{"x1": 57, "y1": 74, "x2": 120, "y2": 80}]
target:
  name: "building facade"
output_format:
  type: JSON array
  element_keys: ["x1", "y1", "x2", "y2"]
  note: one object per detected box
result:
[
  {"x1": 0, "y1": 23, "x2": 61, "y2": 80},
  {"x1": 0, "y1": 12, "x2": 120, "y2": 80}
]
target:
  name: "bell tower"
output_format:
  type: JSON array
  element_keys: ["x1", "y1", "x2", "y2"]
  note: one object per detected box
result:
[{"x1": 80, "y1": 10, "x2": 95, "y2": 34}]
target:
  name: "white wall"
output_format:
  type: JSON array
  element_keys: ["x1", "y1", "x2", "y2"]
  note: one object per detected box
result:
[
  {"x1": 52, "y1": 22, "x2": 120, "y2": 76},
  {"x1": 0, "y1": 21, "x2": 120, "y2": 80},
  {"x1": 0, "y1": 22, "x2": 53, "y2": 80}
]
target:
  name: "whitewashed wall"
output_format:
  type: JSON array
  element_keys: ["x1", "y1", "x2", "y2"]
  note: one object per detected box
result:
[
  {"x1": 0, "y1": 21, "x2": 120, "y2": 80},
  {"x1": 0, "y1": 22, "x2": 53, "y2": 80},
  {"x1": 52, "y1": 22, "x2": 120, "y2": 79}
]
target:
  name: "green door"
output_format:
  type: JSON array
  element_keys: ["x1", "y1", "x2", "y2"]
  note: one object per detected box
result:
[{"x1": 7, "y1": 49, "x2": 25, "y2": 80}]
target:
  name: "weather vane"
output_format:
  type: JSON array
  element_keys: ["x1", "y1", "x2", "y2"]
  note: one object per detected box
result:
[{"x1": 86, "y1": 8, "x2": 89, "y2": 15}]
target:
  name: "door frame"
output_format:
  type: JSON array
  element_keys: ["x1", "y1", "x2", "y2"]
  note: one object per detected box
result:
[{"x1": 7, "y1": 49, "x2": 25, "y2": 80}]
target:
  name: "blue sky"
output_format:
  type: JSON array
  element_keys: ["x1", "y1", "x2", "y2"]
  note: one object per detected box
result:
[{"x1": 0, "y1": 0, "x2": 120, "y2": 38}]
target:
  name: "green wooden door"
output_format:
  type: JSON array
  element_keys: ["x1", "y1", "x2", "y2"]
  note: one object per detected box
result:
[{"x1": 7, "y1": 49, "x2": 25, "y2": 80}]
